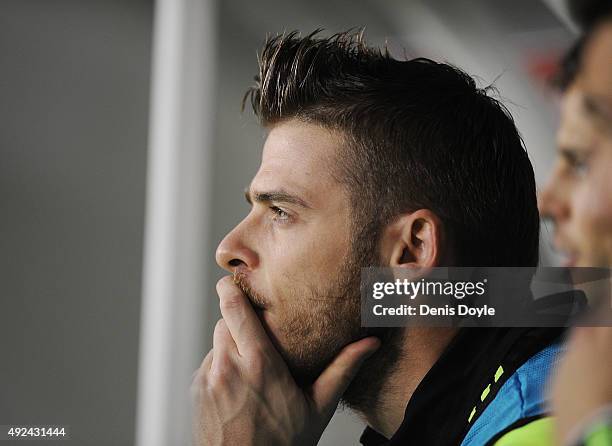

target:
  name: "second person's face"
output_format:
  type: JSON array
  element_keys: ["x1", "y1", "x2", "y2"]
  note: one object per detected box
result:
[{"x1": 539, "y1": 22, "x2": 612, "y2": 267}]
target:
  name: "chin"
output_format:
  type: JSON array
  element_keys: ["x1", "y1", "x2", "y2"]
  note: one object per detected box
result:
[{"x1": 564, "y1": 258, "x2": 577, "y2": 267}]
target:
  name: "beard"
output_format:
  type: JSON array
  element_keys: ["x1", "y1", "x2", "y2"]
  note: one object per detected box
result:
[
  {"x1": 233, "y1": 255, "x2": 365, "y2": 387},
  {"x1": 233, "y1": 225, "x2": 404, "y2": 410}
]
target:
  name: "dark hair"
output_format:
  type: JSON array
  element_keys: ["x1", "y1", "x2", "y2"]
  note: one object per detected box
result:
[
  {"x1": 244, "y1": 30, "x2": 540, "y2": 267},
  {"x1": 554, "y1": 0, "x2": 612, "y2": 89},
  {"x1": 569, "y1": 0, "x2": 612, "y2": 31}
]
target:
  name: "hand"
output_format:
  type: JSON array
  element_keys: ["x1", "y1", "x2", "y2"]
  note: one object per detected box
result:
[
  {"x1": 549, "y1": 327, "x2": 612, "y2": 444},
  {"x1": 191, "y1": 276, "x2": 380, "y2": 446}
]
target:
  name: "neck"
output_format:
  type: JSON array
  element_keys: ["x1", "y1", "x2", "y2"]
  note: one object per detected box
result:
[{"x1": 343, "y1": 327, "x2": 457, "y2": 439}]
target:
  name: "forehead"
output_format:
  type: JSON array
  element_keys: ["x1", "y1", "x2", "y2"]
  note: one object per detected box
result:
[
  {"x1": 558, "y1": 88, "x2": 594, "y2": 147},
  {"x1": 253, "y1": 119, "x2": 345, "y2": 201},
  {"x1": 581, "y1": 21, "x2": 612, "y2": 101}
]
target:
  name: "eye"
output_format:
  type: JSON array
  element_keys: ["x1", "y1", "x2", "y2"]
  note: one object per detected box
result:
[
  {"x1": 269, "y1": 206, "x2": 291, "y2": 223},
  {"x1": 568, "y1": 155, "x2": 590, "y2": 178},
  {"x1": 561, "y1": 149, "x2": 590, "y2": 179},
  {"x1": 573, "y1": 161, "x2": 588, "y2": 177}
]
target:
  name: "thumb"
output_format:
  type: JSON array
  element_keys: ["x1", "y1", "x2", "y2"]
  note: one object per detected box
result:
[{"x1": 310, "y1": 336, "x2": 380, "y2": 415}]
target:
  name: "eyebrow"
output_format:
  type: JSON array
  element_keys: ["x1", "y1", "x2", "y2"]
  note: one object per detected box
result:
[
  {"x1": 244, "y1": 188, "x2": 312, "y2": 209},
  {"x1": 559, "y1": 148, "x2": 586, "y2": 163}
]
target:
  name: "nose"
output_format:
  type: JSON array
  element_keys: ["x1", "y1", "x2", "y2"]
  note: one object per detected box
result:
[{"x1": 215, "y1": 224, "x2": 259, "y2": 273}]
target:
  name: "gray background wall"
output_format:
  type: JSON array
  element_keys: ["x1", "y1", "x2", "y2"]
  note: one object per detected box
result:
[
  {"x1": 1, "y1": 0, "x2": 571, "y2": 444},
  {"x1": 0, "y1": 1, "x2": 151, "y2": 444}
]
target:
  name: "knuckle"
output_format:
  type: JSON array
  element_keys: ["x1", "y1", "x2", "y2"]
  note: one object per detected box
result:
[
  {"x1": 191, "y1": 356, "x2": 211, "y2": 387},
  {"x1": 191, "y1": 367, "x2": 203, "y2": 386},
  {"x1": 190, "y1": 370, "x2": 208, "y2": 397},
  {"x1": 208, "y1": 363, "x2": 233, "y2": 391},
  {"x1": 190, "y1": 375, "x2": 200, "y2": 395},
  {"x1": 212, "y1": 352, "x2": 234, "y2": 378},
  {"x1": 207, "y1": 370, "x2": 227, "y2": 389},
  {"x1": 214, "y1": 318, "x2": 226, "y2": 332},
  {"x1": 190, "y1": 376, "x2": 204, "y2": 400}
]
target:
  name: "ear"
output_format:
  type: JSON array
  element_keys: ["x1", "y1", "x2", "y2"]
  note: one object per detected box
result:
[{"x1": 380, "y1": 209, "x2": 445, "y2": 269}]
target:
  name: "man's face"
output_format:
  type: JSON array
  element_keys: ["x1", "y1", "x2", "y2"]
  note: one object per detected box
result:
[
  {"x1": 215, "y1": 119, "x2": 369, "y2": 386},
  {"x1": 539, "y1": 22, "x2": 612, "y2": 267}
]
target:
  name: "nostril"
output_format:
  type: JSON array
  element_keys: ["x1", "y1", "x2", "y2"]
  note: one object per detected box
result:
[{"x1": 228, "y1": 258, "x2": 244, "y2": 267}]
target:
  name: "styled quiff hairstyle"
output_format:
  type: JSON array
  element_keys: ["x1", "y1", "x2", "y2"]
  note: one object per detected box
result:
[{"x1": 244, "y1": 30, "x2": 540, "y2": 267}]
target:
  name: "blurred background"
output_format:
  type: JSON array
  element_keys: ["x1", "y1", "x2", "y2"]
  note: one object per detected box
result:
[{"x1": 0, "y1": 0, "x2": 576, "y2": 444}]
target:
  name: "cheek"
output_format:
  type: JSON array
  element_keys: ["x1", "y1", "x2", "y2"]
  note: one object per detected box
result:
[
  {"x1": 261, "y1": 242, "x2": 324, "y2": 314},
  {"x1": 576, "y1": 164, "x2": 612, "y2": 230},
  {"x1": 571, "y1": 164, "x2": 612, "y2": 260},
  {"x1": 260, "y1": 242, "x2": 348, "y2": 339},
  {"x1": 273, "y1": 229, "x2": 350, "y2": 287}
]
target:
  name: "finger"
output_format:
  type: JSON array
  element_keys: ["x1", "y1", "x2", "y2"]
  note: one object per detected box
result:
[
  {"x1": 310, "y1": 337, "x2": 380, "y2": 415},
  {"x1": 198, "y1": 349, "x2": 214, "y2": 371},
  {"x1": 192, "y1": 345, "x2": 215, "y2": 384},
  {"x1": 211, "y1": 318, "x2": 237, "y2": 369},
  {"x1": 190, "y1": 349, "x2": 213, "y2": 397},
  {"x1": 216, "y1": 276, "x2": 273, "y2": 356},
  {"x1": 213, "y1": 318, "x2": 237, "y2": 353}
]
